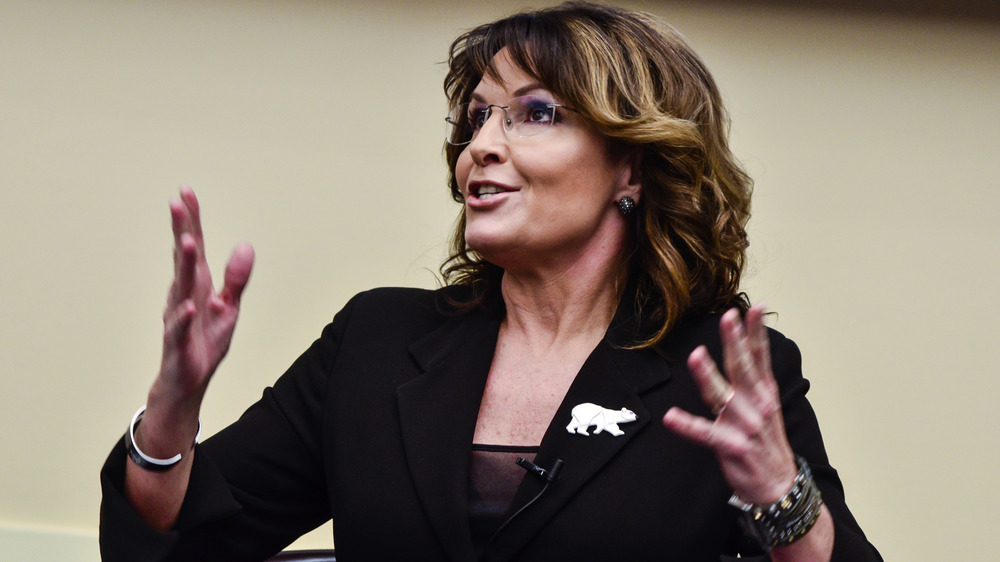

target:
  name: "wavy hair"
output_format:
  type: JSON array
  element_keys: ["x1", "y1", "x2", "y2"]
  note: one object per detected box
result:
[{"x1": 441, "y1": 2, "x2": 752, "y2": 347}]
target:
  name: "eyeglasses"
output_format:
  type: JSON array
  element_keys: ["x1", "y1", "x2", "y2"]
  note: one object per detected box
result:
[{"x1": 445, "y1": 95, "x2": 571, "y2": 146}]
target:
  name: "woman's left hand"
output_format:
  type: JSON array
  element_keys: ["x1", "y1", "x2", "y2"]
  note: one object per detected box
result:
[{"x1": 662, "y1": 303, "x2": 798, "y2": 505}]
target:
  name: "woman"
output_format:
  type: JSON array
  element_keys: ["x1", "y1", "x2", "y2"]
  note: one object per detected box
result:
[{"x1": 100, "y1": 3, "x2": 881, "y2": 561}]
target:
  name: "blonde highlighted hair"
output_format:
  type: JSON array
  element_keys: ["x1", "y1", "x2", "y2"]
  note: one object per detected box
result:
[{"x1": 441, "y1": 2, "x2": 752, "y2": 346}]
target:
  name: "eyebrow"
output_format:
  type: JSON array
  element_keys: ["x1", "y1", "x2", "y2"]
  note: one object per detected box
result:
[{"x1": 469, "y1": 82, "x2": 552, "y2": 102}]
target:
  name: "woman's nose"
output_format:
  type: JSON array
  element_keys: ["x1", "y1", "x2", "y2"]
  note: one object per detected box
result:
[{"x1": 467, "y1": 108, "x2": 509, "y2": 165}]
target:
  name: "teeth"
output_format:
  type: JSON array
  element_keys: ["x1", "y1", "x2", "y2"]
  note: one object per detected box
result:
[{"x1": 477, "y1": 185, "x2": 503, "y2": 196}]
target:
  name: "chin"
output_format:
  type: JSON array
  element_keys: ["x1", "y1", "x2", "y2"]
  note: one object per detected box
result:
[
  {"x1": 464, "y1": 232, "x2": 501, "y2": 258},
  {"x1": 466, "y1": 228, "x2": 518, "y2": 264},
  {"x1": 465, "y1": 218, "x2": 501, "y2": 250}
]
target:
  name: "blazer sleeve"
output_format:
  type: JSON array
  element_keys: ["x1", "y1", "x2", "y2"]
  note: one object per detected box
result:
[
  {"x1": 732, "y1": 329, "x2": 883, "y2": 561},
  {"x1": 99, "y1": 291, "x2": 366, "y2": 562}
]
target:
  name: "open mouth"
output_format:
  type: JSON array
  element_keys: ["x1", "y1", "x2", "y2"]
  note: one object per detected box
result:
[
  {"x1": 470, "y1": 181, "x2": 516, "y2": 201},
  {"x1": 476, "y1": 185, "x2": 505, "y2": 200}
]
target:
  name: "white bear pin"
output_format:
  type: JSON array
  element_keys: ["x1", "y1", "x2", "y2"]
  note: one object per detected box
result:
[{"x1": 565, "y1": 402, "x2": 638, "y2": 437}]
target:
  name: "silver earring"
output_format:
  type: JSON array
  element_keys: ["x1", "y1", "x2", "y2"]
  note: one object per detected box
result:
[{"x1": 617, "y1": 196, "x2": 635, "y2": 217}]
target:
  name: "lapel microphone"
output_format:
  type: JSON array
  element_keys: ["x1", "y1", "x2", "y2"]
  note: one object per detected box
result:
[
  {"x1": 485, "y1": 457, "x2": 566, "y2": 549},
  {"x1": 515, "y1": 457, "x2": 564, "y2": 482}
]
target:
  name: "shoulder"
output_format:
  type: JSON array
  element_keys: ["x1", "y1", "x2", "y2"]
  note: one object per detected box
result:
[
  {"x1": 656, "y1": 312, "x2": 802, "y2": 376},
  {"x1": 298, "y1": 285, "x2": 484, "y2": 373},
  {"x1": 665, "y1": 310, "x2": 796, "y2": 346},
  {"x1": 341, "y1": 286, "x2": 438, "y2": 316},
  {"x1": 339, "y1": 285, "x2": 481, "y2": 317},
  {"x1": 326, "y1": 284, "x2": 486, "y2": 337}
]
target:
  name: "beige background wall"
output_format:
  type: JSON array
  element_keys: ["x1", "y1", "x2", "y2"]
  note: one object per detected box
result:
[{"x1": 2, "y1": 0, "x2": 997, "y2": 559}]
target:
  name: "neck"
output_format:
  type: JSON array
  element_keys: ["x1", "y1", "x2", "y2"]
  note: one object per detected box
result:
[{"x1": 499, "y1": 258, "x2": 625, "y2": 348}]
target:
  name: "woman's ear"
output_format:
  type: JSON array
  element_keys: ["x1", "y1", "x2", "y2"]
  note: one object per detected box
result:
[{"x1": 615, "y1": 149, "x2": 643, "y2": 204}]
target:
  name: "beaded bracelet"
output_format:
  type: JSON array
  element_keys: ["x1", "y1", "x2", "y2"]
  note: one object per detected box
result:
[
  {"x1": 727, "y1": 455, "x2": 823, "y2": 551},
  {"x1": 124, "y1": 405, "x2": 201, "y2": 472}
]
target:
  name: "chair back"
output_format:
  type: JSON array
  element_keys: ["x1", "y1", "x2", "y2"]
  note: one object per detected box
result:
[{"x1": 266, "y1": 549, "x2": 336, "y2": 562}]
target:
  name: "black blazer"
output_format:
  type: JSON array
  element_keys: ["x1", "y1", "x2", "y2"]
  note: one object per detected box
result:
[{"x1": 100, "y1": 287, "x2": 881, "y2": 561}]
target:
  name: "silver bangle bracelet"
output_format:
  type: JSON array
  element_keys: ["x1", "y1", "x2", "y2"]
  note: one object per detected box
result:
[
  {"x1": 727, "y1": 455, "x2": 824, "y2": 551},
  {"x1": 124, "y1": 405, "x2": 201, "y2": 472}
]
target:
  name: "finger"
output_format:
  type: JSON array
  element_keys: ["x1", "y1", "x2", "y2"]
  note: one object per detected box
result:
[
  {"x1": 163, "y1": 299, "x2": 195, "y2": 344},
  {"x1": 219, "y1": 243, "x2": 255, "y2": 306},
  {"x1": 173, "y1": 233, "x2": 198, "y2": 304},
  {"x1": 170, "y1": 196, "x2": 190, "y2": 262},
  {"x1": 169, "y1": 198, "x2": 194, "y2": 305},
  {"x1": 688, "y1": 345, "x2": 733, "y2": 413},
  {"x1": 721, "y1": 308, "x2": 756, "y2": 387},
  {"x1": 179, "y1": 185, "x2": 206, "y2": 255},
  {"x1": 662, "y1": 407, "x2": 748, "y2": 456},
  {"x1": 745, "y1": 303, "x2": 772, "y2": 379},
  {"x1": 689, "y1": 348, "x2": 765, "y2": 430}
]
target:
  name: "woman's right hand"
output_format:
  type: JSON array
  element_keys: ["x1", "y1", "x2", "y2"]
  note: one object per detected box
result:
[
  {"x1": 150, "y1": 185, "x2": 254, "y2": 413},
  {"x1": 126, "y1": 186, "x2": 254, "y2": 531}
]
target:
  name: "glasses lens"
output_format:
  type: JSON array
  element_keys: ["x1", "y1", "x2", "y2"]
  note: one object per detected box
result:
[
  {"x1": 445, "y1": 104, "x2": 467, "y2": 145},
  {"x1": 445, "y1": 103, "x2": 485, "y2": 145},
  {"x1": 509, "y1": 96, "x2": 556, "y2": 138}
]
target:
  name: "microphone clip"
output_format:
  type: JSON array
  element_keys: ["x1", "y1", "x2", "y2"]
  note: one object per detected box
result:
[{"x1": 515, "y1": 457, "x2": 564, "y2": 483}]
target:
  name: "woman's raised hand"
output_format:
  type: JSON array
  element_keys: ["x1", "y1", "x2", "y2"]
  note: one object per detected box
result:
[
  {"x1": 662, "y1": 307, "x2": 834, "y2": 562},
  {"x1": 150, "y1": 186, "x2": 254, "y2": 416},
  {"x1": 125, "y1": 186, "x2": 254, "y2": 532},
  {"x1": 661, "y1": 304, "x2": 798, "y2": 505}
]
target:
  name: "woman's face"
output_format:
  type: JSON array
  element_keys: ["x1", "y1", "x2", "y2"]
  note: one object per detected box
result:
[{"x1": 455, "y1": 50, "x2": 636, "y2": 274}]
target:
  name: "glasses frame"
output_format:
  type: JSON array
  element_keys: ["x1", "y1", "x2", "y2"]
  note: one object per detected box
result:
[{"x1": 445, "y1": 95, "x2": 572, "y2": 146}]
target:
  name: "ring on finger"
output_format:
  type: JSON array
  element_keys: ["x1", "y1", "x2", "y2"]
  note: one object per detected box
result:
[{"x1": 712, "y1": 388, "x2": 736, "y2": 416}]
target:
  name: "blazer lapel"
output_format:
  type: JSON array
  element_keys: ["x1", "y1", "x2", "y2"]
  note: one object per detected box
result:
[
  {"x1": 397, "y1": 306, "x2": 501, "y2": 562},
  {"x1": 483, "y1": 302, "x2": 674, "y2": 561}
]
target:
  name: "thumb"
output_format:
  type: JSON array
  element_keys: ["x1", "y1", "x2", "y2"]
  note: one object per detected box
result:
[{"x1": 220, "y1": 243, "x2": 255, "y2": 305}]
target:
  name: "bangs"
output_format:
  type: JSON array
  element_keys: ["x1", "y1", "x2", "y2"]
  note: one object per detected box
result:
[{"x1": 446, "y1": 11, "x2": 587, "y2": 109}]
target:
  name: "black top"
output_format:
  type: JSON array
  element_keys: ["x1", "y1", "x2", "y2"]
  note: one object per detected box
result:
[
  {"x1": 468, "y1": 444, "x2": 539, "y2": 553},
  {"x1": 100, "y1": 285, "x2": 882, "y2": 561}
]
